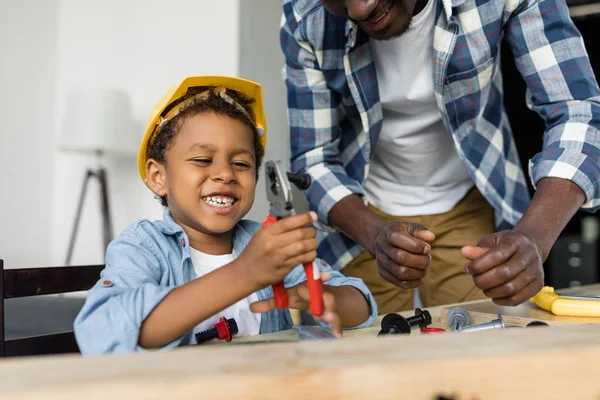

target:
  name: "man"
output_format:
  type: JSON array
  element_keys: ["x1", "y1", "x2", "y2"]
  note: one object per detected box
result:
[{"x1": 280, "y1": 0, "x2": 600, "y2": 313}]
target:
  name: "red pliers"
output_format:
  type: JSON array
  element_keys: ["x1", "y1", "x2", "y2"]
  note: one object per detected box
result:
[{"x1": 262, "y1": 160, "x2": 324, "y2": 317}]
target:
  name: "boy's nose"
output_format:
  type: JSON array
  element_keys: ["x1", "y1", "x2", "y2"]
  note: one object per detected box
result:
[
  {"x1": 211, "y1": 165, "x2": 236, "y2": 183},
  {"x1": 345, "y1": 0, "x2": 379, "y2": 20}
]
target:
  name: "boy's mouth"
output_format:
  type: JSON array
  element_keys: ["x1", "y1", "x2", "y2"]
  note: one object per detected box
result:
[{"x1": 202, "y1": 194, "x2": 238, "y2": 208}]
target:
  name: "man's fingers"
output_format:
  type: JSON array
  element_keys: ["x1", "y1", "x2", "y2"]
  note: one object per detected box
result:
[
  {"x1": 378, "y1": 241, "x2": 431, "y2": 270},
  {"x1": 379, "y1": 267, "x2": 421, "y2": 289},
  {"x1": 461, "y1": 245, "x2": 490, "y2": 261},
  {"x1": 386, "y1": 230, "x2": 432, "y2": 255},
  {"x1": 481, "y1": 268, "x2": 534, "y2": 299},
  {"x1": 250, "y1": 298, "x2": 276, "y2": 314},
  {"x1": 466, "y1": 241, "x2": 519, "y2": 275},
  {"x1": 472, "y1": 257, "x2": 527, "y2": 292},
  {"x1": 403, "y1": 223, "x2": 435, "y2": 243},
  {"x1": 412, "y1": 228, "x2": 436, "y2": 243},
  {"x1": 491, "y1": 279, "x2": 544, "y2": 307},
  {"x1": 376, "y1": 250, "x2": 426, "y2": 284},
  {"x1": 269, "y1": 211, "x2": 317, "y2": 234},
  {"x1": 477, "y1": 234, "x2": 499, "y2": 248}
]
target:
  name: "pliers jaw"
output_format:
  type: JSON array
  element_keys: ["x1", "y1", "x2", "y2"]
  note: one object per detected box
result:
[{"x1": 265, "y1": 160, "x2": 294, "y2": 219}]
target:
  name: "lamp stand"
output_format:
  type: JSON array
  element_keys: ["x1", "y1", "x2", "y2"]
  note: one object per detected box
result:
[{"x1": 65, "y1": 167, "x2": 114, "y2": 265}]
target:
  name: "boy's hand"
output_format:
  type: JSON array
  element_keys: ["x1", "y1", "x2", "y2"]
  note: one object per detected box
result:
[
  {"x1": 250, "y1": 271, "x2": 342, "y2": 338},
  {"x1": 239, "y1": 211, "x2": 319, "y2": 289}
]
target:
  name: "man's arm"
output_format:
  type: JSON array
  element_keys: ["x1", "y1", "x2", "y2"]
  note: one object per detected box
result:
[
  {"x1": 280, "y1": 0, "x2": 363, "y2": 228},
  {"x1": 328, "y1": 195, "x2": 385, "y2": 256},
  {"x1": 514, "y1": 178, "x2": 586, "y2": 262},
  {"x1": 280, "y1": 1, "x2": 434, "y2": 287},
  {"x1": 462, "y1": 0, "x2": 600, "y2": 305}
]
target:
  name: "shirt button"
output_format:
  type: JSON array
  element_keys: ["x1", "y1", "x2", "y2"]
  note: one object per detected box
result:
[
  {"x1": 321, "y1": 259, "x2": 327, "y2": 265},
  {"x1": 102, "y1": 280, "x2": 113, "y2": 287},
  {"x1": 180, "y1": 238, "x2": 186, "y2": 247}
]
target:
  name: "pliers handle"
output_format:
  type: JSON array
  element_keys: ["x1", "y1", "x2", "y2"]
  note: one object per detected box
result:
[
  {"x1": 262, "y1": 161, "x2": 324, "y2": 317},
  {"x1": 262, "y1": 214, "x2": 324, "y2": 316}
]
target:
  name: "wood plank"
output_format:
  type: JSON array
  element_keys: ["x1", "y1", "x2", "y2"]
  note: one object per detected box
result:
[
  {"x1": 440, "y1": 284, "x2": 600, "y2": 328},
  {"x1": 1, "y1": 324, "x2": 600, "y2": 399}
]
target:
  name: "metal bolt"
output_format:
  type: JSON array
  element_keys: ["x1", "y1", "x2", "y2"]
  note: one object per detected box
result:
[
  {"x1": 378, "y1": 308, "x2": 432, "y2": 335},
  {"x1": 447, "y1": 307, "x2": 470, "y2": 332},
  {"x1": 458, "y1": 313, "x2": 505, "y2": 333}
]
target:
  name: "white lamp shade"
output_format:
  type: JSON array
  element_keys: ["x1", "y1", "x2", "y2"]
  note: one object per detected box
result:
[{"x1": 59, "y1": 88, "x2": 137, "y2": 156}]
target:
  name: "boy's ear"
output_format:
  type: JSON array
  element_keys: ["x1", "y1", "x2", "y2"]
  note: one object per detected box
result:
[{"x1": 146, "y1": 159, "x2": 168, "y2": 197}]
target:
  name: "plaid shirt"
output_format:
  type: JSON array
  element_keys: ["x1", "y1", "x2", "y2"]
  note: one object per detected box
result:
[{"x1": 281, "y1": 0, "x2": 600, "y2": 270}]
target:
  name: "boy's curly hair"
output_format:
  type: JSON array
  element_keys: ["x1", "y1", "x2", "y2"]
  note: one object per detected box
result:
[{"x1": 147, "y1": 86, "x2": 264, "y2": 207}]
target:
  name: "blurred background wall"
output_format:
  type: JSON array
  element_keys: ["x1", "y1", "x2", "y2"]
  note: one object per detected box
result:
[{"x1": 0, "y1": 0, "x2": 289, "y2": 268}]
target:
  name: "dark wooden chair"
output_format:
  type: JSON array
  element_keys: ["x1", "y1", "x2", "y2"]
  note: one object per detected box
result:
[{"x1": 0, "y1": 259, "x2": 104, "y2": 357}]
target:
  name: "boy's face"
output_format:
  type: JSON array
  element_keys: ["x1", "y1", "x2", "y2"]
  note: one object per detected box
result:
[{"x1": 151, "y1": 112, "x2": 257, "y2": 240}]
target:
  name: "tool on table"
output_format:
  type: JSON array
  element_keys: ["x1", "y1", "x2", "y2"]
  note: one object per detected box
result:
[
  {"x1": 262, "y1": 160, "x2": 324, "y2": 316},
  {"x1": 378, "y1": 308, "x2": 432, "y2": 335},
  {"x1": 458, "y1": 314, "x2": 504, "y2": 333},
  {"x1": 530, "y1": 286, "x2": 600, "y2": 317},
  {"x1": 195, "y1": 317, "x2": 238, "y2": 344},
  {"x1": 293, "y1": 325, "x2": 337, "y2": 340},
  {"x1": 447, "y1": 306, "x2": 470, "y2": 332}
]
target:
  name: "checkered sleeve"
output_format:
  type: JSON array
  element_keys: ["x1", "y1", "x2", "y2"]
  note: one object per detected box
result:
[
  {"x1": 280, "y1": 1, "x2": 365, "y2": 228},
  {"x1": 504, "y1": 0, "x2": 600, "y2": 211}
]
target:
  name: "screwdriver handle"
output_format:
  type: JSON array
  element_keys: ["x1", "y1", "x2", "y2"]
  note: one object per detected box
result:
[{"x1": 263, "y1": 215, "x2": 289, "y2": 309}]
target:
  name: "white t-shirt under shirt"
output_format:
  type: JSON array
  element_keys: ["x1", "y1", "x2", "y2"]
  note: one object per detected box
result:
[
  {"x1": 190, "y1": 248, "x2": 261, "y2": 341},
  {"x1": 364, "y1": 0, "x2": 474, "y2": 217}
]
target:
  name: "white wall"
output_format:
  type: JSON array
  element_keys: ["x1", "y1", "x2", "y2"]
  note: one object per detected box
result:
[
  {"x1": 52, "y1": 0, "x2": 241, "y2": 266},
  {"x1": 1, "y1": 0, "x2": 294, "y2": 268},
  {"x1": 0, "y1": 0, "x2": 58, "y2": 267}
]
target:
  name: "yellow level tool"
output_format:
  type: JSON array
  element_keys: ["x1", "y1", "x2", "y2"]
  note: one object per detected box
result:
[{"x1": 530, "y1": 286, "x2": 600, "y2": 317}]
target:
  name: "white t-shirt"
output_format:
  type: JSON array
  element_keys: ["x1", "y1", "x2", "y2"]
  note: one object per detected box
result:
[
  {"x1": 190, "y1": 248, "x2": 261, "y2": 341},
  {"x1": 364, "y1": 0, "x2": 473, "y2": 216}
]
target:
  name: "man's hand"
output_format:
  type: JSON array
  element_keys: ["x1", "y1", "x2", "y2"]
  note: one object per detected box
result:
[
  {"x1": 374, "y1": 221, "x2": 435, "y2": 289},
  {"x1": 461, "y1": 230, "x2": 545, "y2": 306},
  {"x1": 328, "y1": 195, "x2": 435, "y2": 289},
  {"x1": 250, "y1": 271, "x2": 343, "y2": 337}
]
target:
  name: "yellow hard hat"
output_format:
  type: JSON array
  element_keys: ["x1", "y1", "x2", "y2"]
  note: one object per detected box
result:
[{"x1": 138, "y1": 75, "x2": 267, "y2": 183}]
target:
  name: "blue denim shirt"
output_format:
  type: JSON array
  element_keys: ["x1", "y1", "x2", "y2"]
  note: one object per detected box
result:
[{"x1": 74, "y1": 209, "x2": 377, "y2": 355}]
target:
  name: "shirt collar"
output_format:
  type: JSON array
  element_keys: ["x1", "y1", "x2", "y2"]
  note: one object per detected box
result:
[
  {"x1": 161, "y1": 208, "x2": 184, "y2": 235},
  {"x1": 160, "y1": 207, "x2": 255, "y2": 256}
]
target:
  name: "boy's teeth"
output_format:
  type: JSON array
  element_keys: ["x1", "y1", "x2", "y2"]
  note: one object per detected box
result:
[{"x1": 203, "y1": 195, "x2": 236, "y2": 207}]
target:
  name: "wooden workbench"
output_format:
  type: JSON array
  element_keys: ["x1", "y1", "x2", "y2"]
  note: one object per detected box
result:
[{"x1": 2, "y1": 286, "x2": 600, "y2": 399}]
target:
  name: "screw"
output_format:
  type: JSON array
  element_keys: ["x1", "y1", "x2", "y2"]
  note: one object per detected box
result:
[
  {"x1": 195, "y1": 317, "x2": 238, "y2": 344},
  {"x1": 447, "y1": 306, "x2": 470, "y2": 331},
  {"x1": 458, "y1": 314, "x2": 504, "y2": 333},
  {"x1": 378, "y1": 308, "x2": 432, "y2": 335},
  {"x1": 407, "y1": 308, "x2": 432, "y2": 328}
]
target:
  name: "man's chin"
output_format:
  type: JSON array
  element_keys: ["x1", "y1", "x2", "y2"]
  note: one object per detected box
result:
[{"x1": 360, "y1": 20, "x2": 411, "y2": 40}]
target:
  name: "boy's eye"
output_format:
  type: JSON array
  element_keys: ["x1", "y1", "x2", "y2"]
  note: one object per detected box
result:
[
  {"x1": 233, "y1": 161, "x2": 252, "y2": 169},
  {"x1": 192, "y1": 158, "x2": 211, "y2": 165}
]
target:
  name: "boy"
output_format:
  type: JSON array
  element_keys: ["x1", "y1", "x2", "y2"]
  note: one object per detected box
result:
[{"x1": 74, "y1": 76, "x2": 377, "y2": 355}]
